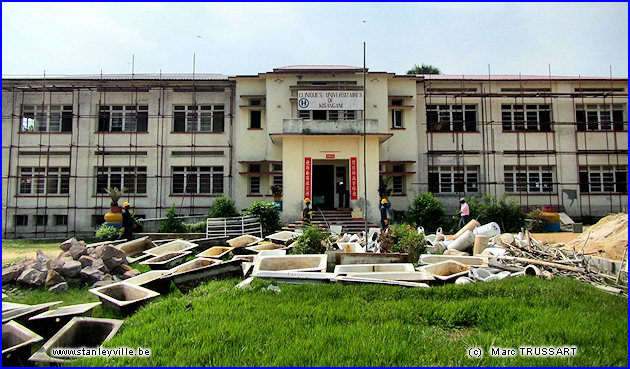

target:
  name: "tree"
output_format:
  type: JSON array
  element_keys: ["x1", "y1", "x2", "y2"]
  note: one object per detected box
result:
[{"x1": 406, "y1": 63, "x2": 441, "y2": 75}]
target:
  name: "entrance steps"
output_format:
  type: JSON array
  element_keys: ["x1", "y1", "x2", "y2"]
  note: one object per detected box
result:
[{"x1": 282, "y1": 209, "x2": 379, "y2": 234}]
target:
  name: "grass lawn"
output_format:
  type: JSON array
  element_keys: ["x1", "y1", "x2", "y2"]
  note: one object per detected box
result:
[
  {"x1": 3, "y1": 276, "x2": 627, "y2": 366},
  {"x1": 1, "y1": 239, "x2": 67, "y2": 264}
]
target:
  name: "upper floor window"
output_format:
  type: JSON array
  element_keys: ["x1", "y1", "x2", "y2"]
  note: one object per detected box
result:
[
  {"x1": 96, "y1": 166, "x2": 147, "y2": 194},
  {"x1": 172, "y1": 166, "x2": 224, "y2": 194},
  {"x1": 426, "y1": 105, "x2": 477, "y2": 132},
  {"x1": 428, "y1": 166, "x2": 479, "y2": 194},
  {"x1": 579, "y1": 165, "x2": 627, "y2": 193},
  {"x1": 576, "y1": 104, "x2": 625, "y2": 131},
  {"x1": 19, "y1": 167, "x2": 69, "y2": 195},
  {"x1": 250, "y1": 110, "x2": 262, "y2": 129},
  {"x1": 173, "y1": 105, "x2": 224, "y2": 133},
  {"x1": 392, "y1": 108, "x2": 403, "y2": 129},
  {"x1": 501, "y1": 104, "x2": 551, "y2": 132},
  {"x1": 98, "y1": 105, "x2": 148, "y2": 132},
  {"x1": 298, "y1": 110, "x2": 356, "y2": 120},
  {"x1": 504, "y1": 165, "x2": 554, "y2": 193},
  {"x1": 20, "y1": 105, "x2": 72, "y2": 132}
]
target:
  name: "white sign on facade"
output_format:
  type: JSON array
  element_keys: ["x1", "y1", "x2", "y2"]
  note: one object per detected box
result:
[{"x1": 297, "y1": 90, "x2": 364, "y2": 111}]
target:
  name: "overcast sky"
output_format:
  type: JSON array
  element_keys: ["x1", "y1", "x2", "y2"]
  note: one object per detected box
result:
[{"x1": 2, "y1": 2, "x2": 628, "y2": 77}]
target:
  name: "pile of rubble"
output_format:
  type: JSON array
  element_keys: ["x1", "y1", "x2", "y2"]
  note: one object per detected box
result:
[{"x1": 2, "y1": 238, "x2": 140, "y2": 292}]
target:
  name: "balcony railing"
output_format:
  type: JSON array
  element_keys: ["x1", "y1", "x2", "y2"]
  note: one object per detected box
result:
[{"x1": 282, "y1": 118, "x2": 379, "y2": 135}]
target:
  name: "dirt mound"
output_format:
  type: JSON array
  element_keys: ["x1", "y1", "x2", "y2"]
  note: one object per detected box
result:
[{"x1": 564, "y1": 213, "x2": 628, "y2": 260}]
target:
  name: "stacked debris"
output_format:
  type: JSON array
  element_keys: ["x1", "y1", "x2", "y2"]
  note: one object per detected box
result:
[{"x1": 2, "y1": 238, "x2": 141, "y2": 292}]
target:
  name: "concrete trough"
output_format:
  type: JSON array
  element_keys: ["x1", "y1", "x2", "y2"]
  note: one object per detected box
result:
[
  {"x1": 196, "y1": 246, "x2": 235, "y2": 259},
  {"x1": 335, "y1": 252, "x2": 408, "y2": 265},
  {"x1": 123, "y1": 270, "x2": 173, "y2": 294},
  {"x1": 2, "y1": 302, "x2": 29, "y2": 313},
  {"x1": 334, "y1": 263, "x2": 416, "y2": 274},
  {"x1": 117, "y1": 236, "x2": 156, "y2": 263},
  {"x1": 3, "y1": 320, "x2": 43, "y2": 366},
  {"x1": 227, "y1": 235, "x2": 264, "y2": 248},
  {"x1": 144, "y1": 239, "x2": 198, "y2": 257},
  {"x1": 333, "y1": 276, "x2": 430, "y2": 288},
  {"x1": 252, "y1": 254, "x2": 327, "y2": 274},
  {"x1": 345, "y1": 271, "x2": 435, "y2": 282},
  {"x1": 418, "y1": 254, "x2": 488, "y2": 266},
  {"x1": 27, "y1": 302, "x2": 102, "y2": 339},
  {"x1": 140, "y1": 251, "x2": 191, "y2": 270},
  {"x1": 29, "y1": 317, "x2": 124, "y2": 364},
  {"x1": 252, "y1": 271, "x2": 337, "y2": 284},
  {"x1": 419, "y1": 260, "x2": 470, "y2": 281},
  {"x1": 2, "y1": 301, "x2": 63, "y2": 326},
  {"x1": 190, "y1": 236, "x2": 231, "y2": 250},
  {"x1": 168, "y1": 259, "x2": 243, "y2": 293},
  {"x1": 265, "y1": 231, "x2": 299, "y2": 245},
  {"x1": 245, "y1": 243, "x2": 288, "y2": 253},
  {"x1": 337, "y1": 242, "x2": 365, "y2": 253},
  {"x1": 89, "y1": 282, "x2": 160, "y2": 315}
]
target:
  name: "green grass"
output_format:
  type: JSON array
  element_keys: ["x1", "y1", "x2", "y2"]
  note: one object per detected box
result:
[{"x1": 8, "y1": 277, "x2": 621, "y2": 366}]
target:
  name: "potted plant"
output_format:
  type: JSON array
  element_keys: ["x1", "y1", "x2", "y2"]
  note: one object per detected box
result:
[
  {"x1": 378, "y1": 176, "x2": 393, "y2": 199},
  {"x1": 270, "y1": 185, "x2": 283, "y2": 201},
  {"x1": 103, "y1": 187, "x2": 125, "y2": 228}
]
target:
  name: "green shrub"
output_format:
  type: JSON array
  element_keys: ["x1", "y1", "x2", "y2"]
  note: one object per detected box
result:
[
  {"x1": 405, "y1": 192, "x2": 446, "y2": 233},
  {"x1": 293, "y1": 226, "x2": 329, "y2": 254},
  {"x1": 527, "y1": 207, "x2": 545, "y2": 233},
  {"x1": 96, "y1": 225, "x2": 121, "y2": 241},
  {"x1": 246, "y1": 201, "x2": 281, "y2": 236},
  {"x1": 130, "y1": 210, "x2": 143, "y2": 233},
  {"x1": 158, "y1": 205, "x2": 187, "y2": 233},
  {"x1": 185, "y1": 221, "x2": 206, "y2": 233},
  {"x1": 207, "y1": 196, "x2": 240, "y2": 218},
  {"x1": 467, "y1": 194, "x2": 526, "y2": 233},
  {"x1": 377, "y1": 224, "x2": 425, "y2": 263}
]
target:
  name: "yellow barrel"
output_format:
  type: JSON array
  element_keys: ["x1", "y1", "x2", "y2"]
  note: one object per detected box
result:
[
  {"x1": 104, "y1": 211, "x2": 122, "y2": 223},
  {"x1": 540, "y1": 212, "x2": 560, "y2": 223}
]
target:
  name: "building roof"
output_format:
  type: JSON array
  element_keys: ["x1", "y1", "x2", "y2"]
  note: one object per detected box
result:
[
  {"x1": 2, "y1": 73, "x2": 228, "y2": 81},
  {"x1": 272, "y1": 65, "x2": 366, "y2": 73},
  {"x1": 418, "y1": 74, "x2": 627, "y2": 81}
]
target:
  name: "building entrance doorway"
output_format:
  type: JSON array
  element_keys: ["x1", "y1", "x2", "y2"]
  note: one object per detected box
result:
[{"x1": 312, "y1": 160, "x2": 349, "y2": 210}]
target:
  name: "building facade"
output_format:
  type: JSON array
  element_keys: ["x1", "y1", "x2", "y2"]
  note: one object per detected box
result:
[{"x1": 2, "y1": 66, "x2": 627, "y2": 238}]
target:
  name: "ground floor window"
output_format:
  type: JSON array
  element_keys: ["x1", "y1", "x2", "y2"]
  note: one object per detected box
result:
[
  {"x1": 35, "y1": 215, "x2": 48, "y2": 226},
  {"x1": 172, "y1": 166, "x2": 223, "y2": 194},
  {"x1": 14, "y1": 215, "x2": 28, "y2": 226},
  {"x1": 579, "y1": 165, "x2": 627, "y2": 193},
  {"x1": 504, "y1": 166, "x2": 554, "y2": 193},
  {"x1": 54, "y1": 215, "x2": 68, "y2": 226},
  {"x1": 428, "y1": 166, "x2": 479, "y2": 193}
]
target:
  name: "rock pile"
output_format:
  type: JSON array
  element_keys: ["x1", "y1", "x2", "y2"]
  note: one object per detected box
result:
[{"x1": 2, "y1": 238, "x2": 141, "y2": 292}]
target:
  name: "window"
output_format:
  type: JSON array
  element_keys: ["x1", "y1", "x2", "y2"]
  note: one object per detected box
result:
[
  {"x1": 173, "y1": 105, "x2": 224, "y2": 132},
  {"x1": 35, "y1": 215, "x2": 48, "y2": 226},
  {"x1": 428, "y1": 166, "x2": 479, "y2": 194},
  {"x1": 14, "y1": 215, "x2": 28, "y2": 226},
  {"x1": 250, "y1": 110, "x2": 262, "y2": 129},
  {"x1": 19, "y1": 167, "x2": 69, "y2": 195},
  {"x1": 298, "y1": 110, "x2": 356, "y2": 120},
  {"x1": 20, "y1": 105, "x2": 72, "y2": 132},
  {"x1": 96, "y1": 167, "x2": 147, "y2": 194},
  {"x1": 249, "y1": 164, "x2": 261, "y2": 173},
  {"x1": 98, "y1": 105, "x2": 148, "y2": 132},
  {"x1": 579, "y1": 166, "x2": 627, "y2": 193},
  {"x1": 272, "y1": 175, "x2": 283, "y2": 188},
  {"x1": 172, "y1": 166, "x2": 223, "y2": 194},
  {"x1": 272, "y1": 164, "x2": 282, "y2": 188},
  {"x1": 392, "y1": 109, "x2": 403, "y2": 128},
  {"x1": 426, "y1": 105, "x2": 477, "y2": 132},
  {"x1": 576, "y1": 104, "x2": 625, "y2": 131},
  {"x1": 392, "y1": 176, "x2": 404, "y2": 194},
  {"x1": 501, "y1": 104, "x2": 552, "y2": 132},
  {"x1": 250, "y1": 176, "x2": 261, "y2": 194},
  {"x1": 92, "y1": 215, "x2": 105, "y2": 227},
  {"x1": 504, "y1": 166, "x2": 554, "y2": 193},
  {"x1": 54, "y1": 215, "x2": 68, "y2": 226}
]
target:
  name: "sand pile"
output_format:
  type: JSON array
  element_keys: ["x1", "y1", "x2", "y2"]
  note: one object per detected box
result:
[{"x1": 564, "y1": 213, "x2": 628, "y2": 260}]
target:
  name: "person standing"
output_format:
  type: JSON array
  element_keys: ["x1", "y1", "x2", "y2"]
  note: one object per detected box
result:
[
  {"x1": 302, "y1": 198, "x2": 312, "y2": 226},
  {"x1": 458, "y1": 197, "x2": 470, "y2": 230},
  {"x1": 120, "y1": 201, "x2": 134, "y2": 241},
  {"x1": 379, "y1": 198, "x2": 389, "y2": 230}
]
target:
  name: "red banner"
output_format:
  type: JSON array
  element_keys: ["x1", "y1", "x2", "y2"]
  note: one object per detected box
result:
[
  {"x1": 350, "y1": 157, "x2": 358, "y2": 200},
  {"x1": 304, "y1": 157, "x2": 312, "y2": 200},
  {"x1": 325, "y1": 154, "x2": 335, "y2": 159}
]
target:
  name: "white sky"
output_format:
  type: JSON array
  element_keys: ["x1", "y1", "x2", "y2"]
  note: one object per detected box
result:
[{"x1": 2, "y1": 2, "x2": 628, "y2": 77}]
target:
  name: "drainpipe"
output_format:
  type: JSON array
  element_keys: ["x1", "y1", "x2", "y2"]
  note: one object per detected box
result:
[{"x1": 229, "y1": 82, "x2": 235, "y2": 198}]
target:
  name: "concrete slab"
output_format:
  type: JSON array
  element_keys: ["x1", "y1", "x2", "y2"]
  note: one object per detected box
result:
[
  {"x1": 227, "y1": 235, "x2": 264, "y2": 248},
  {"x1": 419, "y1": 260, "x2": 470, "y2": 281},
  {"x1": 169, "y1": 259, "x2": 243, "y2": 293},
  {"x1": 345, "y1": 271, "x2": 435, "y2": 282},
  {"x1": 334, "y1": 263, "x2": 415, "y2": 274},
  {"x1": 2, "y1": 320, "x2": 43, "y2": 366},
  {"x1": 252, "y1": 271, "x2": 337, "y2": 284},
  {"x1": 2, "y1": 301, "x2": 63, "y2": 325},
  {"x1": 195, "y1": 246, "x2": 235, "y2": 259},
  {"x1": 2, "y1": 302, "x2": 29, "y2": 313},
  {"x1": 29, "y1": 317, "x2": 124, "y2": 364},
  {"x1": 418, "y1": 254, "x2": 488, "y2": 266},
  {"x1": 28, "y1": 302, "x2": 101, "y2": 339},
  {"x1": 333, "y1": 276, "x2": 430, "y2": 288},
  {"x1": 335, "y1": 252, "x2": 408, "y2": 265},
  {"x1": 245, "y1": 243, "x2": 289, "y2": 253},
  {"x1": 89, "y1": 282, "x2": 160, "y2": 315},
  {"x1": 252, "y1": 254, "x2": 327, "y2": 274},
  {"x1": 123, "y1": 270, "x2": 173, "y2": 294},
  {"x1": 265, "y1": 231, "x2": 299, "y2": 245},
  {"x1": 140, "y1": 251, "x2": 191, "y2": 270},
  {"x1": 144, "y1": 239, "x2": 198, "y2": 257}
]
